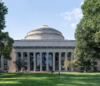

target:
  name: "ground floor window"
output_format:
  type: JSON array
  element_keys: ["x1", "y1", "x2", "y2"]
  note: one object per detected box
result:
[
  {"x1": 30, "y1": 57, "x2": 34, "y2": 71},
  {"x1": 18, "y1": 66, "x2": 21, "y2": 71},
  {"x1": 67, "y1": 67, "x2": 70, "y2": 71},
  {"x1": 94, "y1": 67, "x2": 97, "y2": 71},
  {"x1": 4, "y1": 59, "x2": 7, "y2": 70},
  {"x1": 42, "y1": 53, "x2": 46, "y2": 71},
  {"x1": 61, "y1": 59, "x2": 64, "y2": 70},
  {"x1": 25, "y1": 66, "x2": 27, "y2": 70},
  {"x1": 55, "y1": 53, "x2": 59, "y2": 71}
]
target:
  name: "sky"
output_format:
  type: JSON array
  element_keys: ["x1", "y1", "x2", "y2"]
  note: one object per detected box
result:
[{"x1": 2, "y1": 0, "x2": 84, "y2": 40}]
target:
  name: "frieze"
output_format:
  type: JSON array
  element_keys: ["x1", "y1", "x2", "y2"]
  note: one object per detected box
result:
[{"x1": 13, "y1": 46, "x2": 75, "y2": 49}]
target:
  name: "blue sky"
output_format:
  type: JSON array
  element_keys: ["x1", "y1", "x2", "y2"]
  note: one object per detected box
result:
[{"x1": 2, "y1": 0, "x2": 84, "y2": 40}]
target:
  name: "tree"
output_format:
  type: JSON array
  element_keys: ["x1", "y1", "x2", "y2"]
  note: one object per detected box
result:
[
  {"x1": 73, "y1": 0, "x2": 100, "y2": 72},
  {"x1": 64, "y1": 60, "x2": 72, "y2": 71},
  {"x1": 0, "y1": 1, "x2": 14, "y2": 60},
  {"x1": 14, "y1": 59, "x2": 27, "y2": 71}
]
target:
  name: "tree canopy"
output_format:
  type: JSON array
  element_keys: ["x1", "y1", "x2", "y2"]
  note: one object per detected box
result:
[
  {"x1": 0, "y1": 1, "x2": 14, "y2": 60},
  {"x1": 14, "y1": 59, "x2": 27, "y2": 71},
  {"x1": 73, "y1": 0, "x2": 100, "y2": 71}
]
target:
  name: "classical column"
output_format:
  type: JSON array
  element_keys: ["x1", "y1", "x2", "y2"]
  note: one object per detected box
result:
[
  {"x1": 71, "y1": 52, "x2": 74, "y2": 72},
  {"x1": 40, "y1": 52, "x2": 42, "y2": 71},
  {"x1": 65, "y1": 52, "x2": 68, "y2": 71},
  {"x1": 21, "y1": 52, "x2": 23, "y2": 71},
  {"x1": 59, "y1": 52, "x2": 61, "y2": 71},
  {"x1": 34, "y1": 52, "x2": 36, "y2": 72},
  {"x1": 7, "y1": 60, "x2": 9, "y2": 71},
  {"x1": 53, "y1": 52, "x2": 55, "y2": 71},
  {"x1": 21, "y1": 52, "x2": 23, "y2": 60},
  {"x1": 46, "y1": 52, "x2": 49, "y2": 72},
  {"x1": 15, "y1": 52, "x2": 18, "y2": 61},
  {"x1": 27, "y1": 52, "x2": 30, "y2": 71}
]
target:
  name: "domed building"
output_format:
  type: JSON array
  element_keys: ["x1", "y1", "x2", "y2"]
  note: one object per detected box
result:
[
  {"x1": 25, "y1": 25, "x2": 64, "y2": 40},
  {"x1": 0, "y1": 25, "x2": 99, "y2": 72}
]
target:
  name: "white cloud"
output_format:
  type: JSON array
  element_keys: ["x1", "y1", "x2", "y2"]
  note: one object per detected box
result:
[
  {"x1": 64, "y1": 16, "x2": 71, "y2": 20},
  {"x1": 81, "y1": 2, "x2": 84, "y2": 6},
  {"x1": 61, "y1": 8, "x2": 83, "y2": 21},
  {"x1": 71, "y1": 23, "x2": 78, "y2": 28}
]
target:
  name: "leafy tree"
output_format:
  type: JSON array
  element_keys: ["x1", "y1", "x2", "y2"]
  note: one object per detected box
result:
[
  {"x1": 0, "y1": 1, "x2": 14, "y2": 60},
  {"x1": 64, "y1": 60, "x2": 72, "y2": 71},
  {"x1": 74, "y1": 0, "x2": 100, "y2": 72},
  {"x1": 14, "y1": 59, "x2": 27, "y2": 71}
]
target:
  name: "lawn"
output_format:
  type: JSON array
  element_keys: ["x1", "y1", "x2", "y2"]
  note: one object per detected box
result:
[{"x1": 0, "y1": 73, "x2": 100, "y2": 86}]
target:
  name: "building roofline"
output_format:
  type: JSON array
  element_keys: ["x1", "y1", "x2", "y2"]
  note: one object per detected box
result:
[{"x1": 14, "y1": 39, "x2": 76, "y2": 42}]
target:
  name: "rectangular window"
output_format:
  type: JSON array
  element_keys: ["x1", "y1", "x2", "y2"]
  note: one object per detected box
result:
[
  {"x1": 94, "y1": 67, "x2": 97, "y2": 70},
  {"x1": 4, "y1": 59, "x2": 7, "y2": 70},
  {"x1": 94, "y1": 62, "x2": 97, "y2": 65},
  {"x1": 4, "y1": 60, "x2": 7, "y2": 65},
  {"x1": 25, "y1": 60, "x2": 27, "y2": 62},
  {"x1": 81, "y1": 67, "x2": 84, "y2": 70}
]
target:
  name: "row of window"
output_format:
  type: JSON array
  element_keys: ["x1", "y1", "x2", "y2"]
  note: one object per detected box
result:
[
  {"x1": 17, "y1": 53, "x2": 72, "y2": 58},
  {"x1": 0, "y1": 56, "x2": 7, "y2": 70}
]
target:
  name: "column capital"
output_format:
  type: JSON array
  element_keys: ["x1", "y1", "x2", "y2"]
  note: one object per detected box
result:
[
  {"x1": 46, "y1": 52, "x2": 49, "y2": 55},
  {"x1": 39, "y1": 52, "x2": 42, "y2": 54},
  {"x1": 65, "y1": 52, "x2": 68, "y2": 54},
  {"x1": 53, "y1": 52, "x2": 55, "y2": 54}
]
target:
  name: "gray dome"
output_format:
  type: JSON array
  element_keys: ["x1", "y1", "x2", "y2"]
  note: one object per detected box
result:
[{"x1": 25, "y1": 25, "x2": 64, "y2": 40}]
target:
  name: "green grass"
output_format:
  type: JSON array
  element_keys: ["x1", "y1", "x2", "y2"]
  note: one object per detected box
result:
[{"x1": 0, "y1": 73, "x2": 100, "y2": 86}]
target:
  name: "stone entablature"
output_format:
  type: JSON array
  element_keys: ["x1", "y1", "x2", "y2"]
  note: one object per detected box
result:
[
  {"x1": 13, "y1": 40, "x2": 76, "y2": 47},
  {"x1": 13, "y1": 46, "x2": 75, "y2": 49}
]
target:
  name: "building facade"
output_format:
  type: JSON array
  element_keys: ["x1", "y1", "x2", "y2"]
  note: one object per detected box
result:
[{"x1": 0, "y1": 25, "x2": 100, "y2": 72}]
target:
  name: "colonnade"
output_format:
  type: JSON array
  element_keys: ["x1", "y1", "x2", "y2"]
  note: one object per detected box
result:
[{"x1": 15, "y1": 52, "x2": 74, "y2": 72}]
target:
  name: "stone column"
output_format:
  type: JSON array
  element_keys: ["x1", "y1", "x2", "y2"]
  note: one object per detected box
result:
[
  {"x1": 40, "y1": 52, "x2": 42, "y2": 71},
  {"x1": 27, "y1": 52, "x2": 30, "y2": 71},
  {"x1": 65, "y1": 52, "x2": 68, "y2": 71},
  {"x1": 46, "y1": 52, "x2": 49, "y2": 72},
  {"x1": 7, "y1": 60, "x2": 9, "y2": 71},
  {"x1": 21, "y1": 52, "x2": 23, "y2": 71},
  {"x1": 53, "y1": 52, "x2": 55, "y2": 71},
  {"x1": 71, "y1": 52, "x2": 74, "y2": 72},
  {"x1": 21, "y1": 52, "x2": 23, "y2": 60},
  {"x1": 59, "y1": 52, "x2": 61, "y2": 71},
  {"x1": 34, "y1": 52, "x2": 36, "y2": 72},
  {"x1": 15, "y1": 52, "x2": 18, "y2": 61}
]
